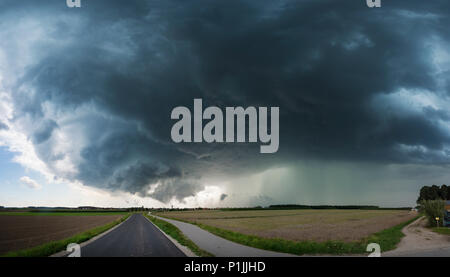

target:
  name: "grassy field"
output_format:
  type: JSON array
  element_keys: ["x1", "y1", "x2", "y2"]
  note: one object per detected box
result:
[
  {"x1": 155, "y1": 209, "x2": 416, "y2": 242},
  {"x1": 432, "y1": 227, "x2": 450, "y2": 235},
  {"x1": 155, "y1": 209, "x2": 418, "y2": 255},
  {"x1": 0, "y1": 213, "x2": 129, "y2": 256},
  {"x1": 144, "y1": 214, "x2": 213, "y2": 257}
]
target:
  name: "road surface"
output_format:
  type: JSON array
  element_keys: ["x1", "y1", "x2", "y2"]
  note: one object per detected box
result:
[
  {"x1": 79, "y1": 214, "x2": 185, "y2": 257},
  {"x1": 151, "y1": 214, "x2": 296, "y2": 257}
]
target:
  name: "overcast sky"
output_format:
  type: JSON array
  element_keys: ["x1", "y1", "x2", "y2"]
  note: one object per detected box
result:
[{"x1": 1, "y1": 0, "x2": 450, "y2": 208}]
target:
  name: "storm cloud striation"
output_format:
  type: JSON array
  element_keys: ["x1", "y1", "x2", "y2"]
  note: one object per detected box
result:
[{"x1": 0, "y1": 0, "x2": 450, "y2": 205}]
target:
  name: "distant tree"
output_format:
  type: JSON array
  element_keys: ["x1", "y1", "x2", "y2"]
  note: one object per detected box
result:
[
  {"x1": 417, "y1": 185, "x2": 450, "y2": 204},
  {"x1": 440, "y1": 185, "x2": 449, "y2": 200},
  {"x1": 418, "y1": 186, "x2": 430, "y2": 203},
  {"x1": 431, "y1": 185, "x2": 441, "y2": 199}
]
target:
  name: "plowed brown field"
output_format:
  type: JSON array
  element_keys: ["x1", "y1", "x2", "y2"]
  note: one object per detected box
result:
[
  {"x1": 0, "y1": 215, "x2": 123, "y2": 254},
  {"x1": 156, "y1": 209, "x2": 417, "y2": 242}
]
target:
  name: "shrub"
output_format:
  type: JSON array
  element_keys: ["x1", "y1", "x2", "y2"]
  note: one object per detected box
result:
[{"x1": 420, "y1": 200, "x2": 445, "y2": 227}]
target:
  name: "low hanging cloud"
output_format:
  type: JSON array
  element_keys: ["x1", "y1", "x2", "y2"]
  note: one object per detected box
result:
[
  {"x1": 220, "y1": 194, "x2": 228, "y2": 201},
  {"x1": 20, "y1": 176, "x2": 42, "y2": 190},
  {"x1": 0, "y1": 1, "x2": 450, "y2": 204}
]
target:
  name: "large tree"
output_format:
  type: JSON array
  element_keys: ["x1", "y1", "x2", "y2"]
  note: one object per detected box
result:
[{"x1": 417, "y1": 185, "x2": 450, "y2": 203}]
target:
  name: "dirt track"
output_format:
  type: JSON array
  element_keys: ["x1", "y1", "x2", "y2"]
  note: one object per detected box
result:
[
  {"x1": 384, "y1": 216, "x2": 450, "y2": 256},
  {"x1": 0, "y1": 215, "x2": 122, "y2": 255}
]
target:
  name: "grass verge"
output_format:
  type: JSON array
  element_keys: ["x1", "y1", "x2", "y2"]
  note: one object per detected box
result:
[
  {"x1": 157, "y1": 214, "x2": 419, "y2": 255},
  {"x1": 431, "y1": 227, "x2": 450, "y2": 235},
  {"x1": 1, "y1": 213, "x2": 130, "y2": 257},
  {"x1": 144, "y1": 214, "x2": 213, "y2": 257},
  {"x1": 362, "y1": 216, "x2": 419, "y2": 252}
]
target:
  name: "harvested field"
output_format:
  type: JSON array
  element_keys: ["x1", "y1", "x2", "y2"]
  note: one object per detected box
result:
[
  {"x1": 156, "y1": 209, "x2": 417, "y2": 242},
  {"x1": 0, "y1": 214, "x2": 123, "y2": 255}
]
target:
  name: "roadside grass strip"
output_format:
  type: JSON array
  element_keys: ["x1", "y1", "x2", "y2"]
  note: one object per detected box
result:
[
  {"x1": 362, "y1": 216, "x2": 420, "y2": 253},
  {"x1": 144, "y1": 214, "x2": 214, "y2": 257},
  {"x1": 1, "y1": 214, "x2": 131, "y2": 257},
  {"x1": 158, "y1": 215, "x2": 419, "y2": 255}
]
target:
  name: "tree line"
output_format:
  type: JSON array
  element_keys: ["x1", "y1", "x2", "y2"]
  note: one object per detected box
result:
[{"x1": 417, "y1": 185, "x2": 450, "y2": 203}]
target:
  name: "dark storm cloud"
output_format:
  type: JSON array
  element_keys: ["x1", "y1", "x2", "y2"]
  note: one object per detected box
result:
[
  {"x1": 220, "y1": 193, "x2": 228, "y2": 201},
  {"x1": 2, "y1": 0, "x2": 450, "y2": 202},
  {"x1": 150, "y1": 180, "x2": 205, "y2": 203},
  {"x1": 32, "y1": 119, "x2": 58, "y2": 144}
]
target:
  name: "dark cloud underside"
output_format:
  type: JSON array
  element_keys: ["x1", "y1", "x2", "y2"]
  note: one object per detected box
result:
[{"x1": 1, "y1": 0, "x2": 450, "y2": 202}]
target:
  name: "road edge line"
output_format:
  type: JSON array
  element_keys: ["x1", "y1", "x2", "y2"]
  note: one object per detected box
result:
[
  {"x1": 144, "y1": 213, "x2": 197, "y2": 257},
  {"x1": 50, "y1": 213, "x2": 133, "y2": 257}
]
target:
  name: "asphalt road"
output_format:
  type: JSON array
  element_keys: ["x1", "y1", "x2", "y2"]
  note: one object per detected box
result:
[{"x1": 79, "y1": 214, "x2": 185, "y2": 257}]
